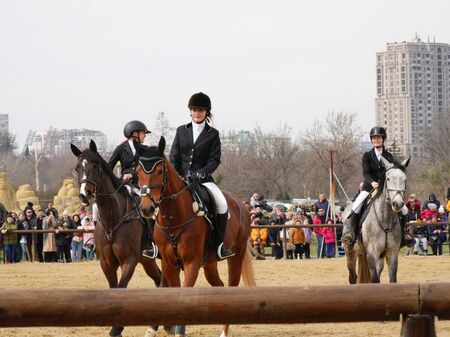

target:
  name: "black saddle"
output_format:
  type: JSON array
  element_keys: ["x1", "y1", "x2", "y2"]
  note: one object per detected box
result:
[
  {"x1": 357, "y1": 189, "x2": 381, "y2": 229},
  {"x1": 187, "y1": 180, "x2": 222, "y2": 264}
]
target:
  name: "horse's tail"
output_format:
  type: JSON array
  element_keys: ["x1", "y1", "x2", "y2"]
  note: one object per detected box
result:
[
  {"x1": 241, "y1": 245, "x2": 256, "y2": 286},
  {"x1": 357, "y1": 244, "x2": 372, "y2": 283}
]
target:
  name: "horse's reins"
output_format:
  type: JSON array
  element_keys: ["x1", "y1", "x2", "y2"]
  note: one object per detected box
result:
[
  {"x1": 80, "y1": 153, "x2": 143, "y2": 241},
  {"x1": 138, "y1": 156, "x2": 199, "y2": 270}
]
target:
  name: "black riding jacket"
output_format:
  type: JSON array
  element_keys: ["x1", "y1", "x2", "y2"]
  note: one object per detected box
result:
[
  {"x1": 169, "y1": 122, "x2": 221, "y2": 183},
  {"x1": 362, "y1": 147, "x2": 394, "y2": 193},
  {"x1": 108, "y1": 141, "x2": 139, "y2": 184}
]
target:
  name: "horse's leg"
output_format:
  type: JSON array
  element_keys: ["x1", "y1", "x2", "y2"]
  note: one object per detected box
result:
[
  {"x1": 172, "y1": 260, "x2": 201, "y2": 337},
  {"x1": 345, "y1": 247, "x2": 358, "y2": 284},
  {"x1": 367, "y1": 253, "x2": 383, "y2": 283},
  {"x1": 139, "y1": 256, "x2": 162, "y2": 287},
  {"x1": 386, "y1": 251, "x2": 399, "y2": 283},
  {"x1": 204, "y1": 261, "x2": 225, "y2": 287},
  {"x1": 139, "y1": 257, "x2": 174, "y2": 336},
  {"x1": 99, "y1": 256, "x2": 118, "y2": 288},
  {"x1": 99, "y1": 252, "x2": 124, "y2": 337}
]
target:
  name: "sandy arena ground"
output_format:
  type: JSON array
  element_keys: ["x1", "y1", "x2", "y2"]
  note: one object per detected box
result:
[{"x1": 1, "y1": 255, "x2": 450, "y2": 337}]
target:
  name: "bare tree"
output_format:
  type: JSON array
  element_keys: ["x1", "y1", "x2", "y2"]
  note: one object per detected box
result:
[{"x1": 300, "y1": 111, "x2": 363, "y2": 202}]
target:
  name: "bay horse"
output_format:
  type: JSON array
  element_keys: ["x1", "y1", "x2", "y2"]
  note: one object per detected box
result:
[
  {"x1": 344, "y1": 156, "x2": 410, "y2": 284},
  {"x1": 134, "y1": 137, "x2": 256, "y2": 337},
  {"x1": 71, "y1": 140, "x2": 170, "y2": 337}
]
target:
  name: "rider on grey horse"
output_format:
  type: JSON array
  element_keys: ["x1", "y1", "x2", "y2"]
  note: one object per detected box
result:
[{"x1": 342, "y1": 126, "x2": 414, "y2": 248}]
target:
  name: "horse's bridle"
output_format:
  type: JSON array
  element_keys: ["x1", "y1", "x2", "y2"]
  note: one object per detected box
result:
[
  {"x1": 383, "y1": 166, "x2": 407, "y2": 211},
  {"x1": 138, "y1": 156, "x2": 190, "y2": 206},
  {"x1": 138, "y1": 156, "x2": 168, "y2": 205}
]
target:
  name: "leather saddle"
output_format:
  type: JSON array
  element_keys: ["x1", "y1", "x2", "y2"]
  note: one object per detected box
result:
[{"x1": 357, "y1": 188, "x2": 381, "y2": 229}]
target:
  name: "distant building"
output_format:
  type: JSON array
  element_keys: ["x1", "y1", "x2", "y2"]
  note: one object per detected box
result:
[
  {"x1": 0, "y1": 114, "x2": 8, "y2": 135},
  {"x1": 222, "y1": 130, "x2": 256, "y2": 152},
  {"x1": 23, "y1": 127, "x2": 108, "y2": 158},
  {"x1": 375, "y1": 35, "x2": 450, "y2": 158}
]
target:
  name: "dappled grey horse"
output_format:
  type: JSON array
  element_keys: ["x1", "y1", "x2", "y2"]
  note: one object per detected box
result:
[{"x1": 344, "y1": 156, "x2": 410, "y2": 284}]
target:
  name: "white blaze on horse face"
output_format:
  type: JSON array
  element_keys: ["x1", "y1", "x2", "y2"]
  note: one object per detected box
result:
[
  {"x1": 80, "y1": 159, "x2": 88, "y2": 196},
  {"x1": 386, "y1": 170, "x2": 406, "y2": 211}
]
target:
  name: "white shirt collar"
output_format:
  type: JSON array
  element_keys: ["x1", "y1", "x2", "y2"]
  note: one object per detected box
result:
[
  {"x1": 192, "y1": 121, "x2": 206, "y2": 143},
  {"x1": 128, "y1": 139, "x2": 136, "y2": 156},
  {"x1": 374, "y1": 147, "x2": 383, "y2": 160},
  {"x1": 192, "y1": 120, "x2": 206, "y2": 129}
]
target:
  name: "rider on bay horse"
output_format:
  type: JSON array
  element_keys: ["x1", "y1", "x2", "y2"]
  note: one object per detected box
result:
[
  {"x1": 169, "y1": 92, "x2": 234, "y2": 260},
  {"x1": 108, "y1": 120, "x2": 158, "y2": 259},
  {"x1": 342, "y1": 126, "x2": 414, "y2": 248}
]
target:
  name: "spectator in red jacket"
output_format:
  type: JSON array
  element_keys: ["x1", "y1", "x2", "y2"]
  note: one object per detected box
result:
[{"x1": 405, "y1": 193, "x2": 421, "y2": 221}]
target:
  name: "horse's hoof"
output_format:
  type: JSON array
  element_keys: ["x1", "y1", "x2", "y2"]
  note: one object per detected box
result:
[
  {"x1": 164, "y1": 325, "x2": 175, "y2": 335},
  {"x1": 144, "y1": 327, "x2": 157, "y2": 337},
  {"x1": 109, "y1": 326, "x2": 124, "y2": 337}
]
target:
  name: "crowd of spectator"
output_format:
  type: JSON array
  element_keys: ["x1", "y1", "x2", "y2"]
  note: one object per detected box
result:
[
  {"x1": 248, "y1": 193, "x2": 341, "y2": 260},
  {"x1": 405, "y1": 193, "x2": 448, "y2": 256},
  {"x1": 248, "y1": 191, "x2": 449, "y2": 260},
  {"x1": 0, "y1": 190, "x2": 449, "y2": 263},
  {"x1": 0, "y1": 202, "x2": 96, "y2": 264}
]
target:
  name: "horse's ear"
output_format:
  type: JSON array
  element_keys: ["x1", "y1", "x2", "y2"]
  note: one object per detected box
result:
[
  {"x1": 133, "y1": 140, "x2": 145, "y2": 155},
  {"x1": 89, "y1": 139, "x2": 97, "y2": 153},
  {"x1": 71, "y1": 144, "x2": 82, "y2": 157},
  {"x1": 158, "y1": 136, "x2": 166, "y2": 155},
  {"x1": 380, "y1": 156, "x2": 393, "y2": 170},
  {"x1": 400, "y1": 155, "x2": 411, "y2": 169}
]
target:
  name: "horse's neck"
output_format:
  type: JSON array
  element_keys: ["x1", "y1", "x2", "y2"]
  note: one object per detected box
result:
[
  {"x1": 160, "y1": 160, "x2": 192, "y2": 219},
  {"x1": 373, "y1": 188, "x2": 395, "y2": 220},
  {"x1": 95, "y1": 174, "x2": 129, "y2": 221}
]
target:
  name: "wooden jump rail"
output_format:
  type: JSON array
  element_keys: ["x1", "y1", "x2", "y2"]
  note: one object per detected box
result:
[{"x1": 0, "y1": 283, "x2": 449, "y2": 336}]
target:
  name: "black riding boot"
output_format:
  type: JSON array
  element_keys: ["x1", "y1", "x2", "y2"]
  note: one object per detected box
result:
[
  {"x1": 342, "y1": 211, "x2": 359, "y2": 247},
  {"x1": 400, "y1": 215, "x2": 414, "y2": 248},
  {"x1": 142, "y1": 218, "x2": 158, "y2": 259},
  {"x1": 216, "y1": 212, "x2": 235, "y2": 261}
]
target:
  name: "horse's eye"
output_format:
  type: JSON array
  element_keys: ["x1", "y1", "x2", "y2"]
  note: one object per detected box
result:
[{"x1": 157, "y1": 169, "x2": 163, "y2": 176}]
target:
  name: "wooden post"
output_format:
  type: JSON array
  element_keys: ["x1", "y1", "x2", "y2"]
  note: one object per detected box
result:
[
  {"x1": 31, "y1": 232, "x2": 36, "y2": 262},
  {"x1": 400, "y1": 314, "x2": 436, "y2": 337}
]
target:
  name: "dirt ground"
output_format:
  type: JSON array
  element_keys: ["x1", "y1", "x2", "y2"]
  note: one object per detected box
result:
[{"x1": 1, "y1": 254, "x2": 450, "y2": 337}]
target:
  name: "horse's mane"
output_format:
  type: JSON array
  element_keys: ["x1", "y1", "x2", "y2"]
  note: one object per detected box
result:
[{"x1": 81, "y1": 149, "x2": 129, "y2": 198}]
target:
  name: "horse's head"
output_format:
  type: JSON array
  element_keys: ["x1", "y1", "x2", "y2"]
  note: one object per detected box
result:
[
  {"x1": 71, "y1": 140, "x2": 103, "y2": 206},
  {"x1": 380, "y1": 156, "x2": 411, "y2": 212},
  {"x1": 135, "y1": 137, "x2": 166, "y2": 218}
]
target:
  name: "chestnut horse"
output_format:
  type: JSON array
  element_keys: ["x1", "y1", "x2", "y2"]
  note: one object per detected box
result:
[
  {"x1": 135, "y1": 137, "x2": 256, "y2": 337},
  {"x1": 71, "y1": 140, "x2": 170, "y2": 337}
]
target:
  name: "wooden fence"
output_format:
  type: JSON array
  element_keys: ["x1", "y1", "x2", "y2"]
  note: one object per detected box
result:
[{"x1": 0, "y1": 283, "x2": 449, "y2": 336}]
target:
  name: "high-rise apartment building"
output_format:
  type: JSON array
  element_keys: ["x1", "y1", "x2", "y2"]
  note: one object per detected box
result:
[{"x1": 375, "y1": 36, "x2": 450, "y2": 157}]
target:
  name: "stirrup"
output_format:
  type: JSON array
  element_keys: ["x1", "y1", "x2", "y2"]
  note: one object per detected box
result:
[
  {"x1": 142, "y1": 242, "x2": 158, "y2": 259},
  {"x1": 217, "y1": 242, "x2": 235, "y2": 261}
]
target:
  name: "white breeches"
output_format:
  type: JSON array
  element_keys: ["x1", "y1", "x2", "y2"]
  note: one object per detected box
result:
[
  {"x1": 203, "y1": 182, "x2": 228, "y2": 214},
  {"x1": 352, "y1": 191, "x2": 370, "y2": 214}
]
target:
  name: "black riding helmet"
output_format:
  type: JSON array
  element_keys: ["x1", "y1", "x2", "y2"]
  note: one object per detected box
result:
[
  {"x1": 123, "y1": 120, "x2": 151, "y2": 138},
  {"x1": 188, "y1": 92, "x2": 211, "y2": 111},
  {"x1": 370, "y1": 126, "x2": 387, "y2": 140}
]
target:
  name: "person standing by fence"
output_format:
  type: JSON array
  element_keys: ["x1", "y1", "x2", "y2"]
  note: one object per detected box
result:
[
  {"x1": 42, "y1": 210, "x2": 58, "y2": 263},
  {"x1": 82, "y1": 216, "x2": 95, "y2": 261},
  {"x1": 0, "y1": 213, "x2": 17, "y2": 263}
]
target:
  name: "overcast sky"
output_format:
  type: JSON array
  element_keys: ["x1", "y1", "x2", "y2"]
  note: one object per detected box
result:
[{"x1": 1, "y1": 0, "x2": 449, "y2": 150}]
